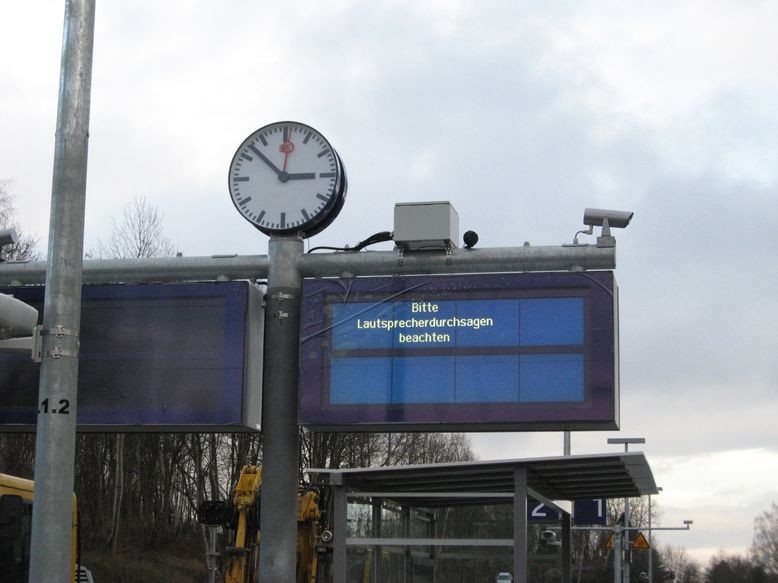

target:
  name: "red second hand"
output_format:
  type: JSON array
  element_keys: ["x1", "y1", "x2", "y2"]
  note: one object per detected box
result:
[{"x1": 281, "y1": 127, "x2": 294, "y2": 171}]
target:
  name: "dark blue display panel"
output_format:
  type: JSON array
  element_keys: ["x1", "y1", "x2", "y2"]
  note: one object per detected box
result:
[
  {"x1": 0, "y1": 282, "x2": 263, "y2": 431},
  {"x1": 299, "y1": 272, "x2": 618, "y2": 431},
  {"x1": 529, "y1": 498, "x2": 607, "y2": 525}
]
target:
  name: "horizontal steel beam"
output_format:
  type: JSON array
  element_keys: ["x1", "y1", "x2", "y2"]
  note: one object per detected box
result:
[
  {"x1": 0, "y1": 255, "x2": 270, "y2": 286},
  {"x1": 347, "y1": 491, "x2": 514, "y2": 499},
  {"x1": 298, "y1": 244, "x2": 614, "y2": 278},
  {"x1": 0, "y1": 244, "x2": 614, "y2": 286},
  {"x1": 347, "y1": 537, "x2": 515, "y2": 547},
  {"x1": 572, "y1": 525, "x2": 691, "y2": 532}
]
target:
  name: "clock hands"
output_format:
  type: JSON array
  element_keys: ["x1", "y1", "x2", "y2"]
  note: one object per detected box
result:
[
  {"x1": 280, "y1": 130, "x2": 294, "y2": 172},
  {"x1": 251, "y1": 145, "x2": 283, "y2": 176},
  {"x1": 229, "y1": 121, "x2": 346, "y2": 238},
  {"x1": 278, "y1": 130, "x2": 317, "y2": 179},
  {"x1": 278, "y1": 136, "x2": 294, "y2": 172},
  {"x1": 250, "y1": 134, "x2": 316, "y2": 182}
]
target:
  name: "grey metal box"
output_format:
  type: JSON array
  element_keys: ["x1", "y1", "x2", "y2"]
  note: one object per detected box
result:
[{"x1": 393, "y1": 201, "x2": 459, "y2": 250}]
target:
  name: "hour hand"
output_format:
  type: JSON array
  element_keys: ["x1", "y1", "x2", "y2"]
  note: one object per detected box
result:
[
  {"x1": 286, "y1": 172, "x2": 316, "y2": 180},
  {"x1": 250, "y1": 145, "x2": 282, "y2": 176}
]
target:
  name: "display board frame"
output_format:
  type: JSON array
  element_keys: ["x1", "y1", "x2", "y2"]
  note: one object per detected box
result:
[
  {"x1": 0, "y1": 281, "x2": 264, "y2": 431},
  {"x1": 299, "y1": 271, "x2": 619, "y2": 431}
]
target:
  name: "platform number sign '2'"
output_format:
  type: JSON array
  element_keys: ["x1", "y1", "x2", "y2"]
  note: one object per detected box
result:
[{"x1": 529, "y1": 499, "x2": 606, "y2": 525}]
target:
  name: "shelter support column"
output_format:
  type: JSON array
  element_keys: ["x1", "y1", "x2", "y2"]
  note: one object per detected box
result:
[
  {"x1": 332, "y1": 476, "x2": 347, "y2": 582},
  {"x1": 514, "y1": 467, "x2": 528, "y2": 583},
  {"x1": 402, "y1": 506, "x2": 412, "y2": 583},
  {"x1": 371, "y1": 497, "x2": 383, "y2": 582},
  {"x1": 562, "y1": 512, "x2": 572, "y2": 581}
]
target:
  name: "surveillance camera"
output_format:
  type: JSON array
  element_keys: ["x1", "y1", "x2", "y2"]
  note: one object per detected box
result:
[
  {"x1": 583, "y1": 208, "x2": 634, "y2": 229},
  {"x1": 0, "y1": 228, "x2": 18, "y2": 247}
]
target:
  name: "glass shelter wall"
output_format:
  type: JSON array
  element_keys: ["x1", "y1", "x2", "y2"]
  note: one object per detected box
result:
[{"x1": 343, "y1": 497, "x2": 563, "y2": 583}]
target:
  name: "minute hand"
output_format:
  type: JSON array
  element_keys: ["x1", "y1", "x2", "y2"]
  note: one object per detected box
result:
[{"x1": 250, "y1": 145, "x2": 283, "y2": 176}]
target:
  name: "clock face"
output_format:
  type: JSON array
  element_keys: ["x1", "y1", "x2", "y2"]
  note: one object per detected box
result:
[{"x1": 228, "y1": 121, "x2": 347, "y2": 237}]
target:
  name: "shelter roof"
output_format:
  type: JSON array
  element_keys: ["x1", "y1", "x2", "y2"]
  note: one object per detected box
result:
[{"x1": 308, "y1": 452, "x2": 657, "y2": 507}]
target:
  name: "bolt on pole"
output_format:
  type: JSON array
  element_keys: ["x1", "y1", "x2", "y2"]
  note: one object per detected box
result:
[{"x1": 29, "y1": 0, "x2": 95, "y2": 581}]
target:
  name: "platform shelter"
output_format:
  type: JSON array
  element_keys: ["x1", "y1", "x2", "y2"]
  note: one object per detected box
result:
[{"x1": 310, "y1": 451, "x2": 658, "y2": 583}]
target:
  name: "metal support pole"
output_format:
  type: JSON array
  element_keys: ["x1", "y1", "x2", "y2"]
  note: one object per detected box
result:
[
  {"x1": 562, "y1": 512, "x2": 572, "y2": 582},
  {"x1": 29, "y1": 1, "x2": 95, "y2": 582},
  {"x1": 613, "y1": 525, "x2": 622, "y2": 583},
  {"x1": 371, "y1": 497, "x2": 383, "y2": 582},
  {"x1": 206, "y1": 526, "x2": 219, "y2": 583},
  {"x1": 257, "y1": 235, "x2": 304, "y2": 581},
  {"x1": 648, "y1": 494, "x2": 653, "y2": 583},
  {"x1": 563, "y1": 428, "x2": 573, "y2": 581},
  {"x1": 430, "y1": 511, "x2": 437, "y2": 581},
  {"x1": 514, "y1": 467, "x2": 528, "y2": 583},
  {"x1": 402, "y1": 506, "x2": 412, "y2": 583},
  {"x1": 332, "y1": 478, "x2": 347, "y2": 583},
  {"x1": 607, "y1": 438, "x2": 644, "y2": 583},
  {"x1": 623, "y1": 498, "x2": 631, "y2": 583}
]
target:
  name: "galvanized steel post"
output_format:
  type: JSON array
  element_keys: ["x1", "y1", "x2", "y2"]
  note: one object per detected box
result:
[
  {"x1": 257, "y1": 235, "x2": 304, "y2": 581},
  {"x1": 29, "y1": 0, "x2": 95, "y2": 581},
  {"x1": 613, "y1": 524, "x2": 623, "y2": 583},
  {"x1": 514, "y1": 467, "x2": 528, "y2": 583},
  {"x1": 562, "y1": 512, "x2": 572, "y2": 581},
  {"x1": 332, "y1": 475, "x2": 347, "y2": 582}
]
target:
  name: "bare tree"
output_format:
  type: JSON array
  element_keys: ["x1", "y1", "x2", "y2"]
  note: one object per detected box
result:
[
  {"x1": 86, "y1": 196, "x2": 176, "y2": 553},
  {"x1": 705, "y1": 550, "x2": 772, "y2": 582},
  {"x1": 752, "y1": 502, "x2": 778, "y2": 576},
  {"x1": 662, "y1": 544, "x2": 702, "y2": 583},
  {"x1": 299, "y1": 429, "x2": 475, "y2": 477},
  {"x1": 0, "y1": 179, "x2": 40, "y2": 261},
  {"x1": 0, "y1": 180, "x2": 39, "y2": 479},
  {"x1": 92, "y1": 196, "x2": 176, "y2": 259}
]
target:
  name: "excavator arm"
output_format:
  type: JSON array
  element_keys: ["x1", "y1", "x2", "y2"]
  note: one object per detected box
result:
[{"x1": 198, "y1": 465, "x2": 329, "y2": 583}]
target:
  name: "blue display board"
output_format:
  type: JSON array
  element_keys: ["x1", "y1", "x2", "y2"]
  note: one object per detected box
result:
[
  {"x1": 329, "y1": 297, "x2": 584, "y2": 405},
  {"x1": 0, "y1": 282, "x2": 263, "y2": 431},
  {"x1": 299, "y1": 272, "x2": 619, "y2": 431}
]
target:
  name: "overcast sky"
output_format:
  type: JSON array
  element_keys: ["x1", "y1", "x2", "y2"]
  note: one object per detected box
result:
[{"x1": 2, "y1": 0, "x2": 777, "y2": 567}]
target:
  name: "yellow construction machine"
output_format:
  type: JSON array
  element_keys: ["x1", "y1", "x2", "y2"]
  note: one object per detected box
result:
[
  {"x1": 0, "y1": 472, "x2": 92, "y2": 582},
  {"x1": 199, "y1": 465, "x2": 330, "y2": 583}
]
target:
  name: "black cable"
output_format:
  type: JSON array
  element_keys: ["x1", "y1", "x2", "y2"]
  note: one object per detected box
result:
[
  {"x1": 307, "y1": 231, "x2": 393, "y2": 253},
  {"x1": 306, "y1": 245, "x2": 349, "y2": 253},
  {"x1": 351, "y1": 231, "x2": 393, "y2": 251}
]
